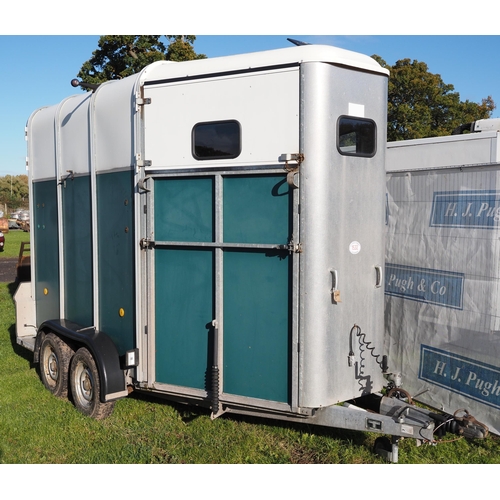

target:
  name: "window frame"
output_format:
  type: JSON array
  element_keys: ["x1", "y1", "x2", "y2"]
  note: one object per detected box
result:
[
  {"x1": 336, "y1": 115, "x2": 377, "y2": 158},
  {"x1": 192, "y1": 119, "x2": 242, "y2": 161}
]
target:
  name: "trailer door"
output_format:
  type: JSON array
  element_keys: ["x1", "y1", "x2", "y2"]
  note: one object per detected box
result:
[
  {"x1": 151, "y1": 173, "x2": 292, "y2": 403},
  {"x1": 141, "y1": 67, "x2": 299, "y2": 406}
]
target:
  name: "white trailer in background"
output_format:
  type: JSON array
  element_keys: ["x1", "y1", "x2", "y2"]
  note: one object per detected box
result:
[{"x1": 385, "y1": 119, "x2": 500, "y2": 435}]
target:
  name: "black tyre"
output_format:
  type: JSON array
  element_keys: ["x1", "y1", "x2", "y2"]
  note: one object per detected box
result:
[
  {"x1": 69, "y1": 347, "x2": 115, "y2": 420},
  {"x1": 39, "y1": 333, "x2": 73, "y2": 398}
]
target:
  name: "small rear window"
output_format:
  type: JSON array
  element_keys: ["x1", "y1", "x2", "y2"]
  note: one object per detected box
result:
[
  {"x1": 337, "y1": 116, "x2": 376, "y2": 157},
  {"x1": 192, "y1": 120, "x2": 241, "y2": 160}
]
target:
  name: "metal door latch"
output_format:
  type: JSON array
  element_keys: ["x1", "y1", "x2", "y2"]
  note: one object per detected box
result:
[
  {"x1": 279, "y1": 153, "x2": 304, "y2": 189},
  {"x1": 277, "y1": 236, "x2": 302, "y2": 254},
  {"x1": 140, "y1": 238, "x2": 154, "y2": 250}
]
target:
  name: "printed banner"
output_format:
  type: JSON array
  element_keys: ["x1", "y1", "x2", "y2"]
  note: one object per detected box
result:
[
  {"x1": 431, "y1": 190, "x2": 500, "y2": 229},
  {"x1": 419, "y1": 345, "x2": 500, "y2": 410},
  {"x1": 385, "y1": 263, "x2": 464, "y2": 310}
]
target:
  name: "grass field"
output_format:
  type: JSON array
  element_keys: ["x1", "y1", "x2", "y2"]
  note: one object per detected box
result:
[
  {"x1": 1, "y1": 231, "x2": 499, "y2": 466},
  {"x1": 1, "y1": 229, "x2": 30, "y2": 259}
]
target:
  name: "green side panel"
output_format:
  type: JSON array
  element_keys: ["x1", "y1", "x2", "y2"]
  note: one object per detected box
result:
[
  {"x1": 62, "y1": 175, "x2": 93, "y2": 326},
  {"x1": 155, "y1": 248, "x2": 213, "y2": 389},
  {"x1": 223, "y1": 250, "x2": 290, "y2": 403},
  {"x1": 223, "y1": 175, "x2": 290, "y2": 244},
  {"x1": 155, "y1": 177, "x2": 214, "y2": 242},
  {"x1": 96, "y1": 170, "x2": 135, "y2": 355},
  {"x1": 33, "y1": 180, "x2": 60, "y2": 324}
]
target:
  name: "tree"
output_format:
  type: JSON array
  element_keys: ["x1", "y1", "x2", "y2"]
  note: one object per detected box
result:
[
  {"x1": 0, "y1": 175, "x2": 29, "y2": 208},
  {"x1": 372, "y1": 55, "x2": 496, "y2": 141},
  {"x1": 77, "y1": 36, "x2": 206, "y2": 86}
]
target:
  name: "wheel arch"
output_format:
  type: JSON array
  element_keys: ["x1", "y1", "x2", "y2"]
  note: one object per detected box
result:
[{"x1": 35, "y1": 319, "x2": 127, "y2": 403}]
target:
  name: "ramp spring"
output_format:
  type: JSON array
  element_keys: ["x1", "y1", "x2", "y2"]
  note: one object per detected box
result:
[{"x1": 211, "y1": 366, "x2": 220, "y2": 415}]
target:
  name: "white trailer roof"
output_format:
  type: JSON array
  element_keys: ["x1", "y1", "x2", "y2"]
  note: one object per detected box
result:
[
  {"x1": 137, "y1": 44, "x2": 389, "y2": 86},
  {"x1": 27, "y1": 44, "x2": 388, "y2": 181}
]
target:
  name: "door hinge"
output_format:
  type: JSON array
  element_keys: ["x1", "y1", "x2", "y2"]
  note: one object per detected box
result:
[
  {"x1": 136, "y1": 97, "x2": 152, "y2": 106},
  {"x1": 279, "y1": 153, "x2": 304, "y2": 166},
  {"x1": 135, "y1": 153, "x2": 152, "y2": 168}
]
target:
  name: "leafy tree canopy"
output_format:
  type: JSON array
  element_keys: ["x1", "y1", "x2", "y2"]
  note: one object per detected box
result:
[
  {"x1": 77, "y1": 35, "x2": 206, "y2": 86},
  {"x1": 0, "y1": 175, "x2": 29, "y2": 209},
  {"x1": 372, "y1": 55, "x2": 496, "y2": 141}
]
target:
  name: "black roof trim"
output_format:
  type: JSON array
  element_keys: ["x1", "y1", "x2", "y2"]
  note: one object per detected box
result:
[{"x1": 143, "y1": 62, "x2": 300, "y2": 87}]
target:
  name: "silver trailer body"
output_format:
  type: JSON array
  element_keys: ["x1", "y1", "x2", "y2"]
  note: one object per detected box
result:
[
  {"x1": 386, "y1": 127, "x2": 500, "y2": 435},
  {"x1": 16, "y1": 45, "x2": 441, "y2": 460}
]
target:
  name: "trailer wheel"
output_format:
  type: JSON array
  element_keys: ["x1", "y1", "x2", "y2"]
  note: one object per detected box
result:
[
  {"x1": 69, "y1": 347, "x2": 115, "y2": 420},
  {"x1": 39, "y1": 333, "x2": 73, "y2": 398}
]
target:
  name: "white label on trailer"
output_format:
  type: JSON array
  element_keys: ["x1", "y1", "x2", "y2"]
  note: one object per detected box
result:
[
  {"x1": 401, "y1": 424, "x2": 414, "y2": 436},
  {"x1": 348, "y1": 103, "x2": 365, "y2": 117},
  {"x1": 349, "y1": 241, "x2": 361, "y2": 255}
]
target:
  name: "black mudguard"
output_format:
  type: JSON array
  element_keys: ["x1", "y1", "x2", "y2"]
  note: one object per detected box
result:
[{"x1": 35, "y1": 319, "x2": 126, "y2": 403}]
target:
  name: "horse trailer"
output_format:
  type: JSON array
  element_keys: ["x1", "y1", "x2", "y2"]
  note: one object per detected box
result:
[{"x1": 15, "y1": 43, "x2": 475, "y2": 462}]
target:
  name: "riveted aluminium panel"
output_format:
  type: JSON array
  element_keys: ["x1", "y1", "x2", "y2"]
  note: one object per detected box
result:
[
  {"x1": 93, "y1": 77, "x2": 137, "y2": 173},
  {"x1": 58, "y1": 93, "x2": 92, "y2": 176},
  {"x1": 28, "y1": 106, "x2": 57, "y2": 182},
  {"x1": 143, "y1": 68, "x2": 299, "y2": 170},
  {"x1": 299, "y1": 62, "x2": 388, "y2": 407}
]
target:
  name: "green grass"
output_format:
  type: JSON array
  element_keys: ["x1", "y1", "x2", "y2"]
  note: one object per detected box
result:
[
  {"x1": 0, "y1": 229, "x2": 30, "y2": 259},
  {"x1": 1, "y1": 243, "x2": 500, "y2": 463}
]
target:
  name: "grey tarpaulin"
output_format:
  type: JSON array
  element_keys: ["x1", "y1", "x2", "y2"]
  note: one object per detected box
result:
[{"x1": 385, "y1": 129, "x2": 500, "y2": 435}]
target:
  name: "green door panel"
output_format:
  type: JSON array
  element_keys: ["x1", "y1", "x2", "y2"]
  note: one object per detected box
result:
[
  {"x1": 62, "y1": 175, "x2": 93, "y2": 326},
  {"x1": 153, "y1": 173, "x2": 291, "y2": 403},
  {"x1": 155, "y1": 177, "x2": 214, "y2": 242},
  {"x1": 155, "y1": 248, "x2": 214, "y2": 389},
  {"x1": 96, "y1": 170, "x2": 135, "y2": 355},
  {"x1": 223, "y1": 175, "x2": 290, "y2": 244},
  {"x1": 33, "y1": 180, "x2": 60, "y2": 324},
  {"x1": 223, "y1": 250, "x2": 290, "y2": 403}
]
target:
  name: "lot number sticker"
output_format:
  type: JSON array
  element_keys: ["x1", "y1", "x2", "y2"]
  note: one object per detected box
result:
[{"x1": 349, "y1": 241, "x2": 361, "y2": 255}]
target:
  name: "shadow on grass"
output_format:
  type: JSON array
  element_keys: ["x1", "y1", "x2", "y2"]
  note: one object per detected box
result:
[
  {"x1": 8, "y1": 322, "x2": 33, "y2": 365},
  {"x1": 7, "y1": 280, "x2": 34, "y2": 366},
  {"x1": 8, "y1": 280, "x2": 19, "y2": 298},
  {"x1": 125, "y1": 388, "x2": 369, "y2": 450}
]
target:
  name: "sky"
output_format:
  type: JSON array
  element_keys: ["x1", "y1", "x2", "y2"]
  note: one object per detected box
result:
[{"x1": 1, "y1": 3, "x2": 500, "y2": 179}]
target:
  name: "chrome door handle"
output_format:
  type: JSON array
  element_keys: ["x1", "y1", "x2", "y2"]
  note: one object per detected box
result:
[{"x1": 375, "y1": 265, "x2": 383, "y2": 288}]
